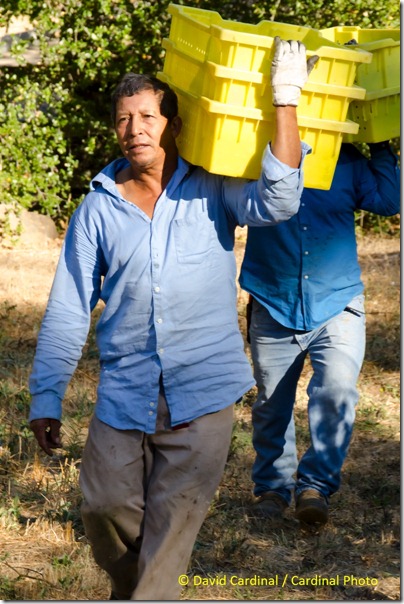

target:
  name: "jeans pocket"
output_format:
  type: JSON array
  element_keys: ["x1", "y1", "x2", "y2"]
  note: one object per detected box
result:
[{"x1": 344, "y1": 294, "x2": 366, "y2": 320}]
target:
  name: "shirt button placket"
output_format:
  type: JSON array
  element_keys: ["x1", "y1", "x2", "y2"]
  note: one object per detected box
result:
[
  {"x1": 301, "y1": 224, "x2": 310, "y2": 282},
  {"x1": 150, "y1": 227, "x2": 165, "y2": 358}
]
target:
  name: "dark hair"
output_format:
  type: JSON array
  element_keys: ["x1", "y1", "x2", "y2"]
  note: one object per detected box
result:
[{"x1": 111, "y1": 73, "x2": 178, "y2": 125}]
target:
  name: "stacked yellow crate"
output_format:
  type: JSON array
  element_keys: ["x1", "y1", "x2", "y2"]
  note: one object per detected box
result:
[
  {"x1": 320, "y1": 26, "x2": 400, "y2": 143},
  {"x1": 159, "y1": 4, "x2": 375, "y2": 189}
]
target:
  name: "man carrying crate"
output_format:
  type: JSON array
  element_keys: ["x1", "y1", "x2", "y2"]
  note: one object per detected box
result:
[
  {"x1": 29, "y1": 38, "x2": 317, "y2": 600},
  {"x1": 242, "y1": 138, "x2": 400, "y2": 526}
]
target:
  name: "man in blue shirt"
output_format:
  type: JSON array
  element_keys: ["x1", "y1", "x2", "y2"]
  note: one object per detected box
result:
[
  {"x1": 240, "y1": 140, "x2": 400, "y2": 526},
  {"x1": 29, "y1": 38, "x2": 317, "y2": 599}
]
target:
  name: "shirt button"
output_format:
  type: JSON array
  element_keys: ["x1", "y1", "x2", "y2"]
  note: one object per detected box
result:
[
  {"x1": 159, "y1": 348, "x2": 164, "y2": 354},
  {"x1": 303, "y1": 226, "x2": 308, "y2": 231},
  {"x1": 304, "y1": 275, "x2": 309, "y2": 279},
  {"x1": 301, "y1": 202, "x2": 305, "y2": 207},
  {"x1": 304, "y1": 250, "x2": 309, "y2": 255},
  {"x1": 150, "y1": 402, "x2": 155, "y2": 407},
  {"x1": 154, "y1": 263, "x2": 160, "y2": 268},
  {"x1": 148, "y1": 410, "x2": 154, "y2": 416},
  {"x1": 154, "y1": 286, "x2": 160, "y2": 292},
  {"x1": 157, "y1": 318, "x2": 163, "y2": 324}
]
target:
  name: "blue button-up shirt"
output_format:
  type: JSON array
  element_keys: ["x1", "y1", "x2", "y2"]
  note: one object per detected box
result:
[
  {"x1": 240, "y1": 143, "x2": 400, "y2": 331},
  {"x1": 29, "y1": 144, "x2": 309, "y2": 431}
]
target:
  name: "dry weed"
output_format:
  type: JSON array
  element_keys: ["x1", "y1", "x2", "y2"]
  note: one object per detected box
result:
[{"x1": 0, "y1": 233, "x2": 400, "y2": 600}]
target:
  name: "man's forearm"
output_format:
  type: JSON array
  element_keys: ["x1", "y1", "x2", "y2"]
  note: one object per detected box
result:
[{"x1": 271, "y1": 106, "x2": 302, "y2": 169}]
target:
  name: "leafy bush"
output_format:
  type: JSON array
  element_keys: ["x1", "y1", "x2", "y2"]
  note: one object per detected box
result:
[
  {"x1": 0, "y1": 73, "x2": 77, "y2": 233},
  {"x1": 0, "y1": 0, "x2": 400, "y2": 235},
  {"x1": 0, "y1": 0, "x2": 175, "y2": 232}
]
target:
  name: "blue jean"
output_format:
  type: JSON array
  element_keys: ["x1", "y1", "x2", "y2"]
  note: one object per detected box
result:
[{"x1": 249, "y1": 296, "x2": 366, "y2": 505}]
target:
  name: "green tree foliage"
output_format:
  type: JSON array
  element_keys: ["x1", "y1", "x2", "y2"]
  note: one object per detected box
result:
[
  {"x1": 0, "y1": 0, "x2": 173, "y2": 231},
  {"x1": 0, "y1": 74, "x2": 77, "y2": 227},
  {"x1": 0, "y1": 0, "x2": 400, "y2": 234},
  {"x1": 250, "y1": 0, "x2": 400, "y2": 29}
]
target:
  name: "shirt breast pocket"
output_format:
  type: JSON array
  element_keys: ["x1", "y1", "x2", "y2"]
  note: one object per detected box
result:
[{"x1": 173, "y1": 213, "x2": 217, "y2": 265}]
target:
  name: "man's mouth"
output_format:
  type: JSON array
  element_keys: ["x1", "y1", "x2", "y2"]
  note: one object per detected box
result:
[{"x1": 128, "y1": 143, "x2": 148, "y2": 151}]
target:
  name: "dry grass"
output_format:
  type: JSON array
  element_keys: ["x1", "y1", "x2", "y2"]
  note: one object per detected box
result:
[{"x1": 0, "y1": 231, "x2": 400, "y2": 601}]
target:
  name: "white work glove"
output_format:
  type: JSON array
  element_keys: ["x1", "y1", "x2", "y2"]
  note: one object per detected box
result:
[{"x1": 271, "y1": 36, "x2": 319, "y2": 107}]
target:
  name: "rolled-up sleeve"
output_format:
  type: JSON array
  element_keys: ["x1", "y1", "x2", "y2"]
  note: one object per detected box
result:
[{"x1": 222, "y1": 142, "x2": 311, "y2": 227}]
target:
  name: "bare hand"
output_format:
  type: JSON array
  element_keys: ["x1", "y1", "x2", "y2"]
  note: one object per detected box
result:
[{"x1": 30, "y1": 418, "x2": 62, "y2": 456}]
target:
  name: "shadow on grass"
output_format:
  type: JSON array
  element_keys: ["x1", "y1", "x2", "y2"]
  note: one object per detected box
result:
[
  {"x1": 191, "y1": 431, "x2": 400, "y2": 600},
  {"x1": 365, "y1": 320, "x2": 400, "y2": 372},
  {"x1": 0, "y1": 298, "x2": 400, "y2": 600}
]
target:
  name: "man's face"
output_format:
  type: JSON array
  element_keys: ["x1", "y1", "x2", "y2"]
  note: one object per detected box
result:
[{"x1": 114, "y1": 89, "x2": 180, "y2": 170}]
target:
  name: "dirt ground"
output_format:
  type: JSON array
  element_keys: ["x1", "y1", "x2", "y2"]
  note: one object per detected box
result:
[
  {"x1": 0, "y1": 225, "x2": 400, "y2": 601},
  {"x1": 0, "y1": 224, "x2": 399, "y2": 307}
]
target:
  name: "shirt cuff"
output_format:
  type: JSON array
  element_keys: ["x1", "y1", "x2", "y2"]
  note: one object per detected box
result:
[
  {"x1": 29, "y1": 393, "x2": 62, "y2": 422},
  {"x1": 262, "y1": 142, "x2": 312, "y2": 181}
]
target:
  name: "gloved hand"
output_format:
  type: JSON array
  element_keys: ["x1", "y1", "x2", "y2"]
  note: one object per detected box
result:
[{"x1": 271, "y1": 36, "x2": 319, "y2": 107}]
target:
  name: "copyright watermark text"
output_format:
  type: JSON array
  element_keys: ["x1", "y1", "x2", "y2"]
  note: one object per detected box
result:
[{"x1": 178, "y1": 573, "x2": 379, "y2": 588}]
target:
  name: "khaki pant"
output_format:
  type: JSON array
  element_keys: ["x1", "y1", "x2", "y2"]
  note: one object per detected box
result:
[{"x1": 79, "y1": 396, "x2": 234, "y2": 601}]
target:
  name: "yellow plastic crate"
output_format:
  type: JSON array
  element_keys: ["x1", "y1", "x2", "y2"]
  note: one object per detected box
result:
[
  {"x1": 167, "y1": 4, "x2": 372, "y2": 87},
  {"x1": 159, "y1": 73, "x2": 359, "y2": 190},
  {"x1": 320, "y1": 27, "x2": 400, "y2": 142},
  {"x1": 320, "y1": 26, "x2": 400, "y2": 45},
  {"x1": 346, "y1": 92, "x2": 400, "y2": 143},
  {"x1": 161, "y1": 38, "x2": 367, "y2": 122}
]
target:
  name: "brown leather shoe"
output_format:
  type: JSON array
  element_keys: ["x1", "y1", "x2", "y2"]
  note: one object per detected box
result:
[
  {"x1": 295, "y1": 489, "x2": 328, "y2": 525},
  {"x1": 250, "y1": 491, "x2": 288, "y2": 520}
]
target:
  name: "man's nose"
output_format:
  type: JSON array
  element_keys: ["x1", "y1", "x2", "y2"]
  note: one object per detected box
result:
[{"x1": 128, "y1": 116, "x2": 141, "y2": 136}]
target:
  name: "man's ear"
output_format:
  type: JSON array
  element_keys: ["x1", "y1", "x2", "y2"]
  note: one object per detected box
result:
[{"x1": 171, "y1": 116, "x2": 182, "y2": 138}]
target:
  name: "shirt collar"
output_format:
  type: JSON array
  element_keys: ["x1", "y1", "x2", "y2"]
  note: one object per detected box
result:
[{"x1": 89, "y1": 155, "x2": 193, "y2": 197}]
